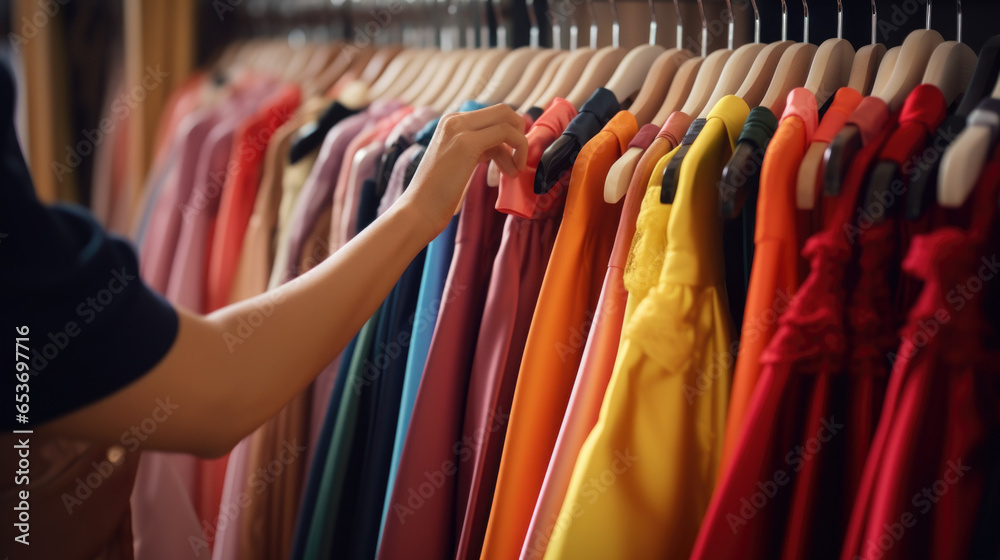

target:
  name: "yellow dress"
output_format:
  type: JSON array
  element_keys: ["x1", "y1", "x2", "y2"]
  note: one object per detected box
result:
[{"x1": 544, "y1": 95, "x2": 748, "y2": 559}]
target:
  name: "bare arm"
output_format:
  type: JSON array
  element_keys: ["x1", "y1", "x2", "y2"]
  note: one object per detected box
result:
[{"x1": 40, "y1": 105, "x2": 528, "y2": 458}]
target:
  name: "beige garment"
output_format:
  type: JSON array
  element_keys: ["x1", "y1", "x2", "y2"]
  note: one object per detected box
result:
[
  {"x1": 229, "y1": 99, "x2": 324, "y2": 303},
  {"x1": 228, "y1": 99, "x2": 325, "y2": 560},
  {"x1": 266, "y1": 149, "x2": 322, "y2": 290},
  {"x1": 0, "y1": 434, "x2": 139, "y2": 560}
]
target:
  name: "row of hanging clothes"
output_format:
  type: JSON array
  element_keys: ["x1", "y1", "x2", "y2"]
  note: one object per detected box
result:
[{"x1": 105, "y1": 0, "x2": 1000, "y2": 557}]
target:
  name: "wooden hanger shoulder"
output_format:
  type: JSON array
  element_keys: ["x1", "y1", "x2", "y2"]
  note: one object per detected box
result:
[
  {"x1": 922, "y1": 41, "x2": 978, "y2": 106},
  {"x1": 679, "y1": 49, "x2": 731, "y2": 116},
  {"x1": 565, "y1": 46, "x2": 629, "y2": 108},
  {"x1": 759, "y1": 43, "x2": 818, "y2": 116},
  {"x1": 699, "y1": 43, "x2": 765, "y2": 117},
  {"x1": 476, "y1": 47, "x2": 545, "y2": 105},
  {"x1": 651, "y1": 55, "x2": 703, "y2": 125},
  {"x1": 603, "y1": 45, "x2": 667, "y2": 106},
  {"x1": 531, "y1": 48, "x2": 596, "y2": 108},
  {"x1": 804, "y1": 38, "x2": 854, "y2": 106},
  {"x1": 628, "y1": 49, "x2": 694, "y2": 125},
  {"x1": 378, "y1": 49, "x2": 434, "y2": 101},
  {"x1": 939, "y1": 125, "x2": 992, "y2": 207},
  {"x1": 515, "y1": 51, "x2": 568, "y2": 112},
  {"x1": 847, "y1": 43, "x2": 886, "y2": 95},
  {"x1": 447, "y1": 48, "x2": 511, "y2": 109},
  {"x1": 735, "y1": 41, "x2": 795, "y2": 108},
  {"x1": 873, "y1": 29, "x2": 944, "y2": 111},
  {"x1": 869, "y1": 45, "x2": 900, "y2": 97}
]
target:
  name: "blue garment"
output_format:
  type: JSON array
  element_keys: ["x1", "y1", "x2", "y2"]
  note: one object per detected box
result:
[{"x1": 377, "y1": 214, "x2": 459, "y2": 547}]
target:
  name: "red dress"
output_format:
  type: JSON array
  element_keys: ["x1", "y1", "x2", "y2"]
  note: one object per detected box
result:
[
  {"x1": 779, "y1": 85, "x2": 948, "y2": 560},
  {"x1": 689, "y1": 96, "x2": 895, "y2": 560},
  {"x1": 841, "y1": 141, "x2": 1000, "y2": 560}
]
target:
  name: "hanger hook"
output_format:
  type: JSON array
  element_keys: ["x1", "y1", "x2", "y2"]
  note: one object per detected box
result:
[
  {"x1": 836, "y1": 0, "x2": 842, "y2": 39},
  {"x1": 925, "y1": 0, "x2": 931, "y2": 29},
  {"x1": 956, "y1": 0, "x2": 962, "y2": 43},
  {"x1": 493, "y1": 0, "x2": 507, "y2": 47},
  {"x1": 697, "y1": 0, "x2": 707, "y2": 57},
  {"x1": 648, "y1": 0, "x2": 657, "y2": 46},
  {"x1": 780, "y1": 0, "x2": 787, "y2": 42},
  {"x1": 586, "y1": 0, "x2": 597, "y2": 48},
  {"x1": 610, "y1": 0, "x2": 620, "y2": 48},
  {"x1": 673, "y1": 0, "x2": 683, "y2": 50},
  {"x1": 525, "y1": 0, "x2": 538, "y2": 47},
  {"x1": 750, "y1": 0, "x2": 760, "y2": 43},
  {"x1": 725, "y1": 0, "x2": 734, "y2": 50},
  {"x1": 801, "y1": 0, "x2": 809, "y2": 43},
  {"x1": 569, "y1": 0, "x2": 579, "y2": 51},
  {"x1": 870, "y1": 0, "x2": 876, "y2": 44}
]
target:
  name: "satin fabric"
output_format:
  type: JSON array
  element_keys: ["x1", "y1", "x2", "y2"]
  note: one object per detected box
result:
[
  {"x1": 544, "y1": 95, "x2": 747, "y2": 559},
  {"x1": 720, "y1": 89, "x2": 819, "y2": 473},
  {"x1": 689, "y1": 95, "x2": 896, "y2": 560},
  {"x1": 841, "y1": 99, "x2": 1000, "y2": 560},
  {"x1": 453, "y1": 98, "x2": 577, "y2": 560},
  {"x1": 481, "y1": 111, "x2": 637, "y2": 560},
  {"x1": 519, "y1": 122, "x2": 660, "y2": 560},
  {"x1": 377, "y1": 164, "x2": 506, "y2": 560}
]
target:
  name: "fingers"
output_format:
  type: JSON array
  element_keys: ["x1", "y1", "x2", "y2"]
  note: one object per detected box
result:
[
  {"x1": 442, "y1": 103, "x2": 525, "y2": 134},
  {"x1": 470, "y1": 123, "x2": 529, "y2": 172},
  {"x1": 486, "y1": 161, "x2": 503, "y2": 187},
  {"x1": 485, "y1": 145, "x2": 519, "y2": 178}
]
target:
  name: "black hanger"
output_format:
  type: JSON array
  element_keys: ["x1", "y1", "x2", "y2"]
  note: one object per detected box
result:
[
  {"x1": 822, "y1": 124, "x2": 862, "y2": 196},
  {"x1": 718, "y1": 107, "x2": 779, "y2": 218},
  {"x1": 535, "y1": 88, "x2": 620, "y2": 194},
  {"x1": 288, "y1": 100, "x2": 361, "y2": 164},
  {"x1": 660, "y1": 119, "x2": 707, "y2": 203},
  {"x1": 905, "y1": 35, "x2": 1000, "y2": 220}
]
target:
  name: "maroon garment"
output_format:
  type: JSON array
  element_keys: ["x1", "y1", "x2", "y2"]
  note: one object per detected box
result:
[
  {"x1": 453, "y1": 141, "x2": 573, "y2": 560},
  {"x1": 689, "y1": 96, "x2": 896, "y2": 560},
  {"x1": 841, "y1": 143, "x2": 1000, "y2": 560},
  {"x1": 780, "y1": 86, "x2": 949, "y2": 560},
  {"x1": 377, "y1": 164, "x2": 506, "y2": 560}
]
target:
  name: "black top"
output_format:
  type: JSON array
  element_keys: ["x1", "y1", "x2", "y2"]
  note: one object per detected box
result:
[
  {"x1": 1, "y1": 60, "x2": 179, "y2": 431},
  {"x1": 535, "y1": 87, "x2": 620, "y2": 194},
  {"x1": 288, "y1": 100, "x2": 361, "y2": 164}
]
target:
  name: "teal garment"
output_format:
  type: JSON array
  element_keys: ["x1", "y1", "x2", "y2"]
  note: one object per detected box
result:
[
  {"x1": 304, "y1": 308, "x2": 382, "y2": 559},
  {"x1": 377, "y1": 214, "x2": 459, "y2": 548}
]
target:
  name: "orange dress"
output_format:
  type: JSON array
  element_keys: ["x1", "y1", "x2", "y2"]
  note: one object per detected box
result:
[
  {"x1": 480, "y1": 111, "x2": 638, "y2": 560},
  {"x1": 719, "y1": 88, "x2": 820, "y2": 472}
]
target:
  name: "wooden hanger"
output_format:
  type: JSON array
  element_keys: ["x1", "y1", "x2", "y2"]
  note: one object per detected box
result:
[
  {"x1": 679, "y1": 50, "x2": 732, "y2": 116},
  {"x1": 476, "y1": 48, "x2": 548, "y2": 105},
  {"x1": 921, "y1": 42, "x2": 977, "y2": 106},
  {"x1": 871, "y1": 30, "x2": 943, "y2": 111},
  {"x1": 441, "y1": 48, "x2": 510, "y2": 111},
  {"x1": 627, "y1": 49, "x2": 694, "y2": 125},
  {"x1": 505, "y1": 49, "x2": 563, "y2": 107},
  {"x1": 603, "y1": 49, "x2": 693, "y2": 203},
  {"x1": 529, "y1": 48, "x2": 598, "y2": 108},
  {"x1": 405, "y1": 50, "x2": 464, "y2": 106},
  {"x1": 700, "y1": 44, "x2": 765, "y2": 117},
  {"x1": 650, "y1": 56, "x2": 704, "y2": 124},
  {"x1": 602, "y1": 45, "x2": 667, "y2": 107},
  {"x1": 515, "y1": 51, "x2": 569, "y2": 112},
  {"x1": 848, "y1": 3, "x2": 887, "y2": 95},
  {"x1": 734, "y1": 41, "x2": 795, "y2": 108},
  {"x1": 804, "y1": 35, "x2": 854, "y2": 107},
  {"x1": 905, "y1": 34, "x2": 1000, "y2": 219},
  {"x1": 563, "y1": 46, "x2": 629, "y2": 108},
  {"x1": 757, "y1": 0, "x2": 817, "y2": 115},
  {"x1": 373, "y1": 49, "x2": 434, "y2": 101},
  {"x1": 938, "y1": 61, "x2": 1000, "y2": 208}
]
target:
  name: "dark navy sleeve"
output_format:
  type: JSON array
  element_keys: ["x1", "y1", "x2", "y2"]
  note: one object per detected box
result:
[{"x1": 1, "y1": 58, "x2": 179, "y2": 431}]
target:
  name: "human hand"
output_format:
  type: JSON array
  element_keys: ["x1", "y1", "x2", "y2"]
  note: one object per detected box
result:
[{"x1": 403, "y1": 104, "x2": 528, "y2": 232}]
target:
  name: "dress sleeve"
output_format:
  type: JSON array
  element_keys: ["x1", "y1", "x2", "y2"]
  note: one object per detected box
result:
[{"x1": 1, "y1": 58, "x2": 179, "y2": 431}]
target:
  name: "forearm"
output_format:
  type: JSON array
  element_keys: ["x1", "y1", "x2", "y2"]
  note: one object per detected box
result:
[
  {"x1": 199, "y1": 199, "x2": 440, "y2": 441},
  {"x1": 42, "y1": 200, "x2": 441, "y2": 457}
]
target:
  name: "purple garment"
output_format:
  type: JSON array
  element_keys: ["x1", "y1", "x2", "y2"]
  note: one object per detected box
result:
[
  {"x1": 282, "y1": 100, "x2": 402, "y2": 281},
  {"x1": 377, "y1": 144, "x2": 424, "y2": 217}
]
